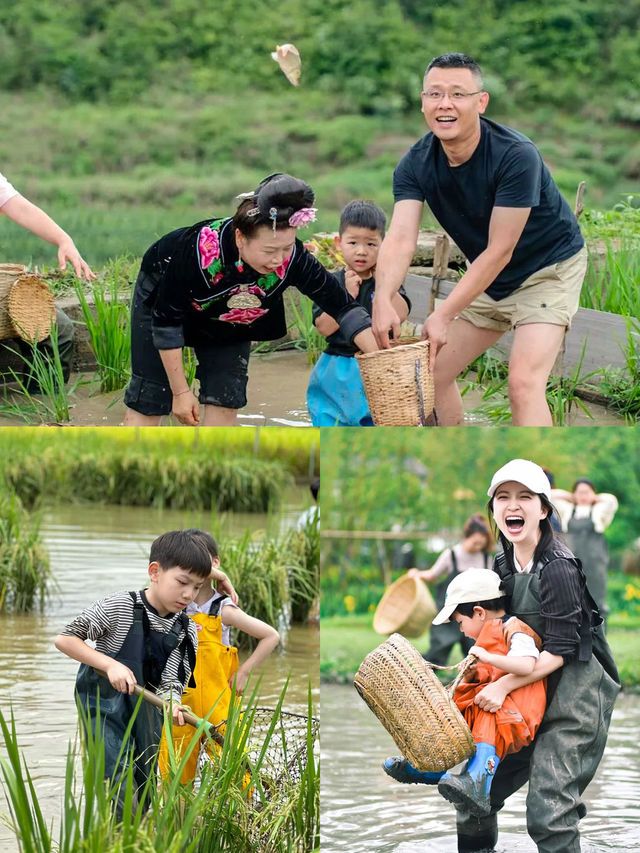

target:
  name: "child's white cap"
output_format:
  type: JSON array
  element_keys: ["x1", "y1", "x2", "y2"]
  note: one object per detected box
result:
[
  {"x1": 487, "y1": 459, "x2": 551, "y2": 501},
  {"x1": 432, "y1": 568, "x2": 504, "y2": 625}
]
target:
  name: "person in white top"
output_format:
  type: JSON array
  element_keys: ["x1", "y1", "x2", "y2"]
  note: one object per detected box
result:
[
  {"x1": 0, "y1": 170, "x2": 94, "y2": 279},
  {"x1": 551, "y1": 479, "x2": 618, "y2": 619}
]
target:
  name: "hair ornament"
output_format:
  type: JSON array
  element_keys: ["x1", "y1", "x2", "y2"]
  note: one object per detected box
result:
[
  {"x1": 235, "y1": 191, "x2": 256, "y2": 200},
  {"x1": 269, "y1": 206, "x2": 278, "y2": 233},
  {"x1": 289, "y1": 207, "x2": 317, "y2": 228}
]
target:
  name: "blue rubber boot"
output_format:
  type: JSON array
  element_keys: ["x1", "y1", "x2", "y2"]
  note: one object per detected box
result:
[
  {"x1": 382, "y1": 757, "x2": 444, "y2": 785},
  {"x1": 437, "y1": 743, "x2": 500, "y2": 817}
]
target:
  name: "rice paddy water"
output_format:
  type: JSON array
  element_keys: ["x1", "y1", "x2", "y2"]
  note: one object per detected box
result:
[
  {"x1": 320, "y1": 684, "x2": 640, "y2": 853},
  {"x1": 0, "y1": 497, "x2": 318, "y2": 852}
]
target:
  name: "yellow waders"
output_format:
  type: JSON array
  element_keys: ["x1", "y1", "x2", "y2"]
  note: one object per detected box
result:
[{"x1": 160, "y1": 606, "x2": 238, "y2": 784}]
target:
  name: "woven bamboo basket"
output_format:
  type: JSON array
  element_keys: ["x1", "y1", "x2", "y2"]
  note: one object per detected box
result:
[
  {"x1": 7, "y1": 274, "x2": 56, "y2": 342},
  {"x1": 355, "y1": 338, "x2": 435, "y2": 426},
  {"x1": 0, "y1": 263, "x2": 28, "y2": 339},
  {"x1": 373, "y1": 574, "x2": 436, "y2": 638},
  {"x1": 354, "y1": 633, "x2": 475, "y2": 772}
]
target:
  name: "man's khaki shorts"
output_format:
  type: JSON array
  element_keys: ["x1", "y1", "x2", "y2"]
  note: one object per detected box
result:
[{"x1": 457, "y1": 246, "x2": 588, "y2": 332}]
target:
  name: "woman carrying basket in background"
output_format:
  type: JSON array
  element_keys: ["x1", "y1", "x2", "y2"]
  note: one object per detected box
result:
[
  {"x1": 407, "y1": 514, "x2": 494, "y2": 666},
  {"x1": 123, "y1": 173, "x2": 377, "y2": 426},
  {"x1": 458, "y1": 459, "x2": 619, "y2": 853}
]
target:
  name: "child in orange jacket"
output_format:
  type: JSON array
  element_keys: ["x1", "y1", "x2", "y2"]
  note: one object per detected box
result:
[
  {"x1": 161, "y1": 530, "x2": 280, "y2": 784},
  {"x1": 384, "y1": 568, "x2": 547, "y2": 817}
]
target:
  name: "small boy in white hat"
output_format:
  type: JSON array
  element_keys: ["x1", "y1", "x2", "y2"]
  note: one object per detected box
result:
[{"x1": 384, "y1": 568, "x2": 548, "y2": 818}]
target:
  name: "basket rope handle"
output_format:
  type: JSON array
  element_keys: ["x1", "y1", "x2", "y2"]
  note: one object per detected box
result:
[{"x1": 423, "y1": 654, "x2": 478, "y2": 698}]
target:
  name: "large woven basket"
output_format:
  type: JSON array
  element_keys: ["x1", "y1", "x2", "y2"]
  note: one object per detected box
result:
[
  {"x1": 373, "y1": 574, "x2": 436, "y2": 638},
  {"x1": 355, "y1": 339, "x2": 435, "y2": 426},
  {"x1": 6, "y1": 274, "x2": 55, "y2": 342},
  {"x1": 354, "y1": 633, "x2": 474, "y2": 772},
  {"x1": 0, "y1": 263, "x2": 27, "y2": 339}
]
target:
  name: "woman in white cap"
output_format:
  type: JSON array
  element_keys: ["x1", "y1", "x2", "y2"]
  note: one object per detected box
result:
[{"x1": 463, "y1": 458, "x2": 619, "y2": 853}]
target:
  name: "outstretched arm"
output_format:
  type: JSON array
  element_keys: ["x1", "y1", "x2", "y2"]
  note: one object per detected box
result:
[
  {"x1": 468, "y1": 643, "x2": 536, "y2": 676},
  {"x1": 221, "y1": 607, "x2": 280, "y2": 695},
  {"x1": 1, "y1": 194, "x2": 95, "y2": 280}
]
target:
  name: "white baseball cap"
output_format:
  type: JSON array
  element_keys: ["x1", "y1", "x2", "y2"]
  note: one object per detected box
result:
[
  {"x1": 432, "y1": 568, "x2": 504, "y2": 625},
  {"x1": 487, "y1": 459, "x2": 551, "y2": 501}
]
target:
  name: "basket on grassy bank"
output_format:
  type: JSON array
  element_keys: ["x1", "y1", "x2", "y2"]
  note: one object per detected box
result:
[
  {"x1": 354, "y1": 633, "x2": 474, "y2": 773},
  {"x1": 356, "y1": 339, "x2": 436, "y2": 426},
  {"x1": 373, "y1": 574, "x2": 436, "y2": 638}
]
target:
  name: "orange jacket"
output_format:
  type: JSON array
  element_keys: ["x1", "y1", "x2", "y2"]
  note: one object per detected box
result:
[{"x1": 454, "y1": 616, "x2": 547, "y2": 760}]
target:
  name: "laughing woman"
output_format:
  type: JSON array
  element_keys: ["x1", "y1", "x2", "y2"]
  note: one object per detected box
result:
[
  {"x1": 123, "y1": 174, "x2": 377, "y2": 425},
  {"x1": 457, "y1": 459, "x2": 620, "y2": 853}
]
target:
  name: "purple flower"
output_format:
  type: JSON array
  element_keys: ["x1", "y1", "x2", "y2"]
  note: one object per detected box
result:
[
  {"x1": 288, "y1": 207, "x2": 317, "y2": 228},
  {"x1": 198, "y1": 226, "x2": 220, "y2": 268}
]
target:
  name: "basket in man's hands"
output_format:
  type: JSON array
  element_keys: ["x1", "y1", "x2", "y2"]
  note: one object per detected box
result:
[
  {"x1": 354, "y1": 633, "x2": 476, "y2": 772},
  {"x1": 197, "y1": 705, "x2": 319, "y2": 808},
  {"x1": 355, "y1": 338, "x2": 436, "y2": 426}
]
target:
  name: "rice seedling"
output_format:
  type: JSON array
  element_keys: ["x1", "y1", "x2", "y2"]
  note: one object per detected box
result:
[
  {"x1": 0, "y1": 490, "x2": 51, "y2": 613},
  {"x1": 0, "y1": 323, "x2": 80, "y2": 424},
  {"x1": 73, "y1": 262, "x2": 131, "y2": 393},
  {"x1": 183, "y1": 347, "x2": 198, "y2": 389},
  {"x1": 597, "y1": 318, "x2": 640, "y2": 422},
  {"x1": 285, "y1": 293, "x2": 327, "y2": 366},
  {"x1": 0, "y1": 680, "x2": 319, "y2": 853},
  {"x1": 581, "y1": 239, "x2": 640, "y2": 317},
  {"x1": 288, "y1": 515, "x2": 320, "y2": 623}
]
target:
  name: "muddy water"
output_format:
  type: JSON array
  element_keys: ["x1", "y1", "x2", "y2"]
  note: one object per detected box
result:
[
  {"x1": 320, "y1": 684, "x2": 640, "y2": 853},
  {"x1": 0, "y1": 499, "x2": 318, "y2": 851},
  {"x1": 0, "y1": 349, "x2": 624, "y2": 427}
]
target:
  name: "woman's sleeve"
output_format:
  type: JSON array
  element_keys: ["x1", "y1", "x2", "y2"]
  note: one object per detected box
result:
[
  {"x1": 592, "y1": 494, "x2": 619, "y2": 533},
  {"x1": 151, "y1": 259, "x2": 191, "y2": 350},
  {"x1": 429, "y1": 548, "x2": 454, "y2": 580},
  {"x1": 291, "y1": 247, "x2": 371, "y2": 342},
  {"x1": 538, "y1": 557, "x2": 584, "y2": 660}
]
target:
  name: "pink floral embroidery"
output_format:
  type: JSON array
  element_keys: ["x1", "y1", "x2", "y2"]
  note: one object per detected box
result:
[
  {"x1": 198, "y1": 226, "x2": 220, "y2": 268},
  {"x1": 212, "y1": 272, "x2": 223, "y2": 285},
  {"x1": 274, "y1": 255, "x2": 291, "y2": 279},
  {"x1": 247, "y1": 285, "x2": 266, "y2": 297},
  {"x1": 191, "y1": 301, "x2": 204, "y2": 311},
  {"x1": 218, "y1": 307, "x2": 269, "y2": 324}
]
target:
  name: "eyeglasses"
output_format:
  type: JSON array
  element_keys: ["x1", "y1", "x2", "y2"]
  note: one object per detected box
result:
[{"x1": 422, "y1": 90, "x2": 484, "y2": 101}]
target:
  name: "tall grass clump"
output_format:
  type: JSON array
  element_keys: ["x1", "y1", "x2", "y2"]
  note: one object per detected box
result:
[
  {"x1": 286, "y1": 292, "x2": 327, "y2": 366},
  {"x1": 0, "y1": 681, "x2": 319, "y2": 852},
  {"x1": 289, "y1": 514, "x2": 320, "y2": 623},
  {"x1": 581, "y1": 239, "x2": 640, "y2": 317},
  {"x1": 597, "y1": 318, "x2": 640, "y2": 422},
  {"x1": 0, "y1": 491, "x2": 51, "y2": 612},
  {"x1": 0, "y1": 324, "x2": 79, "y2": 424},
  {"x1": 73, "y1": 262, "x2": 131, "y2": 393}
]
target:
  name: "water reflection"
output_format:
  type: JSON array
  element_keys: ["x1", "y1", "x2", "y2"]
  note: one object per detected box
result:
[
  {"x1": 321, "y1": 684, "x2": 640, "y2": 853},
  {"x1": 0, "y1": 500, "x2": 318, "y2": 851}
]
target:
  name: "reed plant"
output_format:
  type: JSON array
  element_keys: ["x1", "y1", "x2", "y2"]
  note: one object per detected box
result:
[
  {"x1": 0, "y1": 680, "x2": 318, "y2": 853},
  {"x1": 73, "y1": 264, "x2": 131, "y2": 393},
  {"x1": 288, "y1": 514, "x2": 320, "y2": 624},
  {"x1": 0, "y1": 324, "x2": 79, "y2": 424},
  {"x1": 0, "y1": 491, "x2": 51, "y2": 612}
]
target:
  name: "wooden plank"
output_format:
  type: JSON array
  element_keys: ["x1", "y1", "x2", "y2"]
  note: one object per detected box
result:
[
  {"x1": 402, "y1": 273, "x2": 637, "y2": 380},
  {"x1": 321, "y1": 529, "x2": 435, "y2": 540}
]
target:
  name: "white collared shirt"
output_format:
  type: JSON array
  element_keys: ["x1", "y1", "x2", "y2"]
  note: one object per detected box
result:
[{"x1": 186, "y1": 593, "x2": 237, "y2": 646}]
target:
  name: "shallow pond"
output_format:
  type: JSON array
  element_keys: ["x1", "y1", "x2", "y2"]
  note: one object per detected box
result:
[
  {"x1": 0, "y1": 348, "x2": 624, "y2": 427},
  {"x1": 320, "y1": 684, "x2": 640, "y2": 853},
  {"x1": 0, "y1": 499, "x2": 318, "y2": 851}
]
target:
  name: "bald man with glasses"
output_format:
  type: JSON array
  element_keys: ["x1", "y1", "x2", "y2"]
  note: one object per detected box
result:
[{"x1": 372, "y1": 52, "x2": 587, "y2": 427}]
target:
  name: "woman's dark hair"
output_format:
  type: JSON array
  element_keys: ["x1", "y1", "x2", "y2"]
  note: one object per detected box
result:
[
  {"x1": 233, "y1": 173, "x2": 315, "y2": 237},
  {"x1": 454, "y1": 596, "x2": 508, "y2": 618},
  {"x1": 462, "y1": 513, "x2": 494, "y2": 550},
  {"x1": 339, "y1": 200, "x2": 386, "y2": 237},
  {"x1": 571, "y1": 477, "x2": 596, "y2": 494},
  {"x1": 487, "y1": 494, "x2": 559, "y2": 571}
]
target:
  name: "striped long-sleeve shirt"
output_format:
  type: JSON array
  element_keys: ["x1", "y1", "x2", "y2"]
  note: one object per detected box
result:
[{"x1": 61, "y1": 589, "x2": 198, "y2": 702}]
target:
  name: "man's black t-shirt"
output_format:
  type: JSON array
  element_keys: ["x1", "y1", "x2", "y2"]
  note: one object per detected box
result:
[
  {"x1": 393, "y1": 117, "x2": 584, "y2": 300},
  {"x1": 312, "y1": 270, "x2": 411, "y2": 356}
]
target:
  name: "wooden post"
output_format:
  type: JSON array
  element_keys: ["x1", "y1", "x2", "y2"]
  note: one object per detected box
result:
[
  {"x1": 574, "y1": 181, "x2": 586, "y2": 219},
  {"x1": 429, "y1": 233, "x2": 451, "y2": 314}
]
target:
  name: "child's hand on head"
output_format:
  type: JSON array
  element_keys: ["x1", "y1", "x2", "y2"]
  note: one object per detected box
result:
[
  {"x1": 211, "y1": 568, "x2": 238, "y2": 604},
  {"x1": 345, "y1": 268, "x2": 362, "y2": 297},
  {"x1": 106, "y1": 661, "x2": 137, "y2": 694}
]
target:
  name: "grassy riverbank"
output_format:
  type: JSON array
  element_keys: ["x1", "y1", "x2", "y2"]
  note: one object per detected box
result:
[{"x1": 320, "y1": 614, "x2": 640, "y2": 689}]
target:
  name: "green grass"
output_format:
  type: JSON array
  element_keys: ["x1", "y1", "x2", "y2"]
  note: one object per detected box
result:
[{"x1": 320, "y1": 614, "x2": 640, "y2": 688}]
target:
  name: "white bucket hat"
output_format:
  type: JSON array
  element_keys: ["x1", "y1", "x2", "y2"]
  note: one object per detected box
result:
[
  {"x1": 487, "y1": 459, "x2": 551, "y2": 501},
  {"x1": 432, "y1": 568, "x2": 504, "y2": 625}
]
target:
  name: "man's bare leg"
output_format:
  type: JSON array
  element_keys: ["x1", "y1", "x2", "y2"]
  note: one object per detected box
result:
[
  {"x1": 508, "y1": 323, "x2": 566, "y2": 426},
  {"x1": 432, "y1": 319, "x2": 504, "y2": 425}
]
